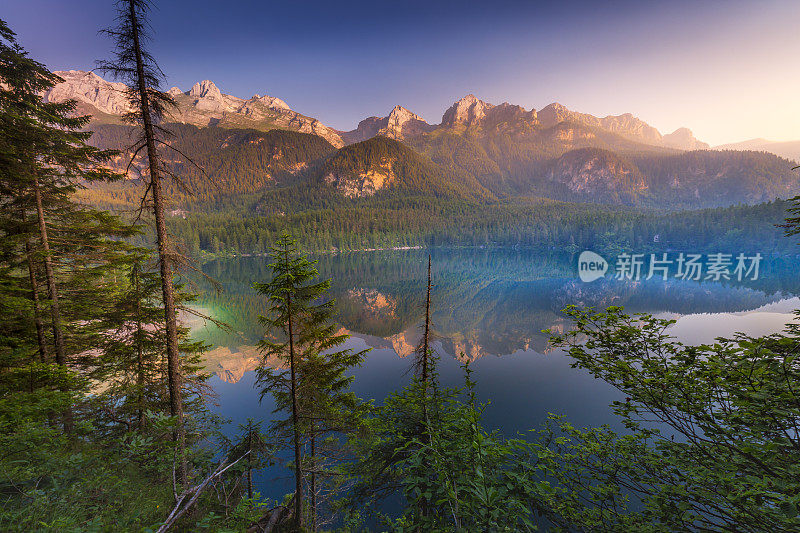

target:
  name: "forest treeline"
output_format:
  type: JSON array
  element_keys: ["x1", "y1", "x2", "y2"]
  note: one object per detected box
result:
[
  {"x1": 4, "y1": 3, "x2": 800, "y2": 532},
  {"x1": 169, "y1": 196, "x2": 793, "y2": 256}
]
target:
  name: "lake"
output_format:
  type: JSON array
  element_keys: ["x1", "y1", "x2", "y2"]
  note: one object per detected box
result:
[{"x1": 191, "y1": 248, "x2": 800, "y2": 502}]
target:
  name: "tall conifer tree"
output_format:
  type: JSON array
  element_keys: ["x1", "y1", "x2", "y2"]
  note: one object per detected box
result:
[
  {"x1": 255, "y1": 233, "x2": 367, "y2": 530},
  {"x1": 0, "y1": 17, "x2": 132, "y2": 432},
  {"x1": 98, "y1": 0, "x2": 190, "y2": 483}
]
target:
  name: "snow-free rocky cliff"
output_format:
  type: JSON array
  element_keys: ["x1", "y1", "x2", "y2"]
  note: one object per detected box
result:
[
  {"x1": 44, "y1": 70, "x2": 708, "y2": 152},
  {"x1": 43, "y1": 71, "x2": 344, "y2": 147},
  {"x1": 342, "y1": 94, "x2": 707, "y2": 150}
]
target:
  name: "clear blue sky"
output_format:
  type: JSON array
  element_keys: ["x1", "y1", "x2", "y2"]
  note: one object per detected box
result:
[{"x1": 5, "y1": 0, "x2": 799, "y2": 144}]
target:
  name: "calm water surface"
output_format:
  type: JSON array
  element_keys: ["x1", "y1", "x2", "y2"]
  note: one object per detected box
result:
[{"x1": 191, "y1": 248, "x2": 800, "y2": 501}]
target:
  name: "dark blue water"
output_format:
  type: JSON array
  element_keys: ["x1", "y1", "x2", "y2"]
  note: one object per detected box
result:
[{"x1": 194, "y1": 248, "x2": 800, "y2": 503}]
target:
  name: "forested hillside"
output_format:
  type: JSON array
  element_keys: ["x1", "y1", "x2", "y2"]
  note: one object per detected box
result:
[
  {"x1": 79, "y1": 122, "x2": 797, "y2": 256},
  {"x1": 82, "y1": 120, "x2": 799, "y2": 215},
  {"x1": 632, "y1": 149, "x2": 799, "y2": 207},
  {"x1": 314, "y1": 136, "x2": 495, "y2": 201},
  {"x1": 82, "y1": 124, "x2": 337, "y2": 209}
]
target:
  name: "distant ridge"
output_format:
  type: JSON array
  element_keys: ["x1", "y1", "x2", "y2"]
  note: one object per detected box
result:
[
  {"x1": 714, "y1": 138, "x2": 800, "y2": 163},
  {"x1": 43, "y1": 70, "x2": 345, "y2": 147}
]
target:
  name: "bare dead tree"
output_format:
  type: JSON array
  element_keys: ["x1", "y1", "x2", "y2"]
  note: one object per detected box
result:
[{"x1": 415, "y1": 254, "x2": 433, "y2": 385}]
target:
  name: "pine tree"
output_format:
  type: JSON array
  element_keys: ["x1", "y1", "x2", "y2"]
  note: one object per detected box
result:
[
  {"x1": 0, "y1": 17, "x2": 133, "y2": 432},
  {"x1": 97, "y1": 251, "x2": 209, "y2": 435},
  {"x1": 255, "y1": 233, "x2": 367, "y2": 530},
  {"x1": 97, "y1": 0, "x2": 190, "y2": 483},
  {"x1": 98, "y1": 253, "x2": 168, "y2": 429},
  {"x1": 415, "y1": 254, "x2": 433, "y2": 385},
  {"x1": 229, "y1": 419, "x2": 271, "y2": 503},
  {"x1": 347, "y1": 257, "x2": 440, "y2": 524},
  {"x1": 298, "y1": 333, "x2": 368, "y2": 530}
]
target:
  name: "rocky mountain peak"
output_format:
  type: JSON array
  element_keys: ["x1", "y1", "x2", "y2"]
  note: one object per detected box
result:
[
  {"x1": 538, "y1": 102, "x2": 572, "y2": 127},
  {"x1": 249, "y1": 94, "x2": 291, "y2": 111},
  {"x1": 384, "y1": 105, "x2": 431, "y2": 138},
  {"x1": 42, "y1": 70, "x2": 344, "y2": 147},
  {"x1": 441, "y1": 94, "x2": 493, "y2": 127},
  {"x1": 342, "y1": 105, "x2": 432, "y2": 144},
  {"x1": 44, "y1": 70, "x2": 132, "y2": 116},
  {"x1": 387, "y1": 105, "x2": 425, "y2": 126},
  {"x1": 189, "y1": 80, "x2": 222, "y2": 100},
  {"x1": 543, "y1": 102, "x2": 568, "y2": 112},
  {"x1": 663, "y1": 127, "x2": 710, "y2": 150}
]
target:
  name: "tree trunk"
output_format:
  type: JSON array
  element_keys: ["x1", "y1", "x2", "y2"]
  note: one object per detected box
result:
[
  {"x1": 287, "y1": 291, "x2": 303, "y2": 529},
  {"x1": 33, "y1": 177, "x2": 64, "y2": 364},
  {"x1": 421, "y1": 254, "x2": 431, "y2": 385},
  {"x1": 24, "y1": 239, "x2": 48, "y2": 363},
  {"x1": 133, "y1": 262, "x2": 145, "y2": 429},
  {"x1": 419, "y1": 254, "x2": 433, "y2": 521},
  {"x1": 33, "y1": 176, "x2": 72, "y2": 432},
  {"x1": 247, "y1": 422, "x2": 253, "y2": 500},
  {"x1": 310, "y1": 422, "x2": 317, "y2": 533},
  {"x1": 126, "y1": 0, "x2": 186, "y2": 485}
]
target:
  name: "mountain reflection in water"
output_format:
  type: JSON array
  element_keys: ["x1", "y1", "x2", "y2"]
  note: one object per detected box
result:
[{"x1": 192, "y1": 248, "x2": 800, "y2": 383}]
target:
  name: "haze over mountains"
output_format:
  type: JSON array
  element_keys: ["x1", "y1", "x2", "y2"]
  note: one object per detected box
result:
[
  {"x1": 714, "y1": 139, "x2": 800, "y2": 164},
  {"x1": 44, "y1": 70, "x2": 800, "y2": 209}
]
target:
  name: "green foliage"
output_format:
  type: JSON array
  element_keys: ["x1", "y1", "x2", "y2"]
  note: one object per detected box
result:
[
  {"x1": 255, "y1": 233, "x2": 369, "y2": 528},
  {"x1": 546, "y1": 306, "x2": 800, "y2": 531},
  {"x1": 167, "y1": 195, "x2": 793, "y2": 257},
  {"x1": 0, "y1": 16, "x2": 242, "y2": 532},
  {"x1": 348, "y1": 359, "x2": 549, "y2": 531}
]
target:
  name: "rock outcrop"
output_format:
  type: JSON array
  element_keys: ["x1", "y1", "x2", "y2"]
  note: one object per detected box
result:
[
  {"x1": 441, "y1": 94, "x2": 493, "y2": 128},
  {"x1": 42, "y1": 70, "x2": 132, "y2": 117},
  {"x1": 663, "y1": 127, "x2": 710, "y2": 150},
  {"x1": 439, "y1": 95, "x2": 539, "y2": 134},
  {"x1": 323, "y1": 162, "x2": 395, "y2": 198},
  {"x1": 342, "y1": 105, "x2": 434, "y2": 143},
  {"x1": 44, "y1": 71, "x2": 344, "y2": 147},
  {"x1": 548, "y1": 148, "x2": 646, "y2": 200}
]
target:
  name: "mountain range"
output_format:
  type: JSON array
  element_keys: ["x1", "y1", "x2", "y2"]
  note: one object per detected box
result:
[
  {"x1": 44, "y1": 70, "x2": 800, "y2": 210},
  {"x1": 44, "y1": 70, "x2": 345, "y2": 147},
  {"x1": 45, "y1": 70, "x2": 710, "y2": 150}
]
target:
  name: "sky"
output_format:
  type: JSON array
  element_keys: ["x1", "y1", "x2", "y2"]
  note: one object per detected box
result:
[{"x1": 4, "y1": 0, "x2": 799, "y2": 145}]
